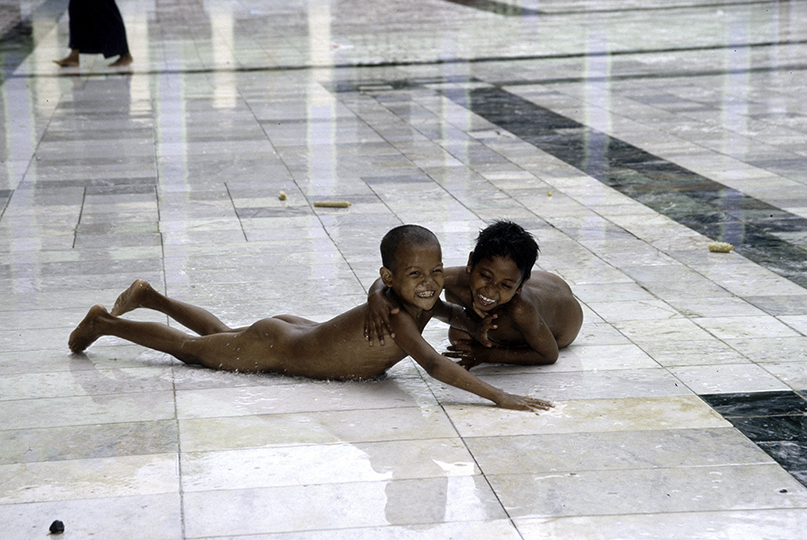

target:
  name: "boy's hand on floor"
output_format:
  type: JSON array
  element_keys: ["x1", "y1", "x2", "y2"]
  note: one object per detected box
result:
[{"x1": 497, "y1": 393, "x2": 553, "y2": 412}]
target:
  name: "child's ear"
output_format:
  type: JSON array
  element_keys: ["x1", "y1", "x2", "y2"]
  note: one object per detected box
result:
[
  {"x1": 465, "y1": 251, "x2": 474, "y2": 273},
  {"x1": 380, "y1": 267, "x2": 394, "y2": 287}
]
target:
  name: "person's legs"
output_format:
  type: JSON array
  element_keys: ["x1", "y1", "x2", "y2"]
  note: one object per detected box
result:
[
  {"x1": 69, "y1": 305, "x2": 287, "y2": 372},
  {"x1": 112, "y1": 280, "x2": 237, "y2": 335}
]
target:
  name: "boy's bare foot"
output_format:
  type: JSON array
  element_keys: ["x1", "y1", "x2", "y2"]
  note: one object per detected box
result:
[
  {"x1": 109, "y1": 53, "x2": 133, "y2": 67},
  {"x1": 69, "y1": 305, "x2": 108, "y2": 353},
  {"x1": 111, "y1": 279, "x2": 151, "y2": 316}
]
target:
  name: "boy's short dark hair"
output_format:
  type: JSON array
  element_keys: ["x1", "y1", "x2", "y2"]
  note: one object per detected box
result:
[
  {"x1": 470, "y1": 220, "x2": 539, "y2": 281},
  {"x1": 381, "y1": 224, "x2": 440, "y2": 271}
]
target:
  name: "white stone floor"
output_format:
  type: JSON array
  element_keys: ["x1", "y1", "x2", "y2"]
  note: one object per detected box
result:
[{"x1": 2, "y1": 0, "x2": 807, "y2": 538}]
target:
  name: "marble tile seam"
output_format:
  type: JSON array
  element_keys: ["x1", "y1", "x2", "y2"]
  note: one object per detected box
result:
[
  {"x1": 7, "y1": 45, "x2": 807, "y2": 83},
  {"x1": 444, "y1": 0, "x2": 785, "y2": 17}
]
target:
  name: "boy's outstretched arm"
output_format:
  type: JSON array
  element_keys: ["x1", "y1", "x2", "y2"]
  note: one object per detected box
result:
[{"x1": 390, "y1": 304, "x2": 552, "y2": 412}]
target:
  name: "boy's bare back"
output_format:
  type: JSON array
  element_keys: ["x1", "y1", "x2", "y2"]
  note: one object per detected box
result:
[{"x1": 267, "y1": 303, "x2": 426, "y2": 380}]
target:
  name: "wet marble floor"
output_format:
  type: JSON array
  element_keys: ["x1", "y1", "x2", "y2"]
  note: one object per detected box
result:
[{"x1": 2, "y1": 0, "x2": 807, "y2": 538}]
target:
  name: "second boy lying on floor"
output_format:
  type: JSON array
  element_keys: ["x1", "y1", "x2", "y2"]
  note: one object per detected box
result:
[
  {"x1": 69, "y1": 224, "x2": 552, "y2": 412},
  {"x1": 366, "y1": 220, "x2": 583, "y2": 370}
]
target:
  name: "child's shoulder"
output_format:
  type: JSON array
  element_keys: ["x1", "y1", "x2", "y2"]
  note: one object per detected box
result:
[
  {"x1": 443, "y1": 266, "x2": 466, "y2": 288},
  {"x1": 506, "y1": 288, "x2": 542, "y2": 319}
]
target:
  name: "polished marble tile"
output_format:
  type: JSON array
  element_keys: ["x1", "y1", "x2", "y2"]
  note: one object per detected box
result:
[
  {"x1": 463, "y1": 368, "x2": 692, "y2": 402},
  {"x1": 179, "y1": 406, "x2": 456, "y2": 451},
  {"x1": 514, "y1": 509, "x2": 807, "y2": 540},
  {"x1": 183, "y1": 476, "x2": 507, "y2": 537},
  {"x1": 445, "y1": 396, "x2": 728, "y2": 438},
  {"x1": 0, "y1": 366, "x2": 174, "y2": 400},
  {"x1": 670, "y1": 364, "x2": 791, "y2": 395},
  {"x1": 196, "y1": 519, "x2": 523, "y2": 540},
  {"x1": 175, "y1": 373, "x2": 439, "y2": 419},
  {"x1": 0, "y1": 453, "x2": 179, "y2": 504},
  {"x1": 0, "y1": 493, "x2": 183, "y2": 540},
  {"x1": 0, "y1": 420, "x2": 178, "y2": 465},
  {"x1": 490, "y1": 464, "x2": 807, "y2": 519},
  {"x1": 762, "y1": 363, "x2": 807, "y2": 390},
  {"x1": 727, "y1": 337, "x2": 807, "y2": 365},
  {"x1": 466, "y1": 427, "x2": 770, "y2": 475},
  {"x1": 1, "y1": 391, "x2": 177, "y2": 430},
  {"x1": 182, "y1": 438, "x2": 476, "y2": 492}
]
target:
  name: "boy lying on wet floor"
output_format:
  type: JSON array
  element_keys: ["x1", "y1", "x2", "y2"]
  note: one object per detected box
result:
[
  {"x1": 69, "y1": 224, "x2": 551, "y2": 412},
  {"x1": 365, "y1": 220, "x2": 583, "y2": 370}
]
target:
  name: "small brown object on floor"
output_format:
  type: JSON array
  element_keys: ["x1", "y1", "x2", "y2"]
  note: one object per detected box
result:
[
  {"x1": 313, "y1": 201, "x2": 351, "y2": 208},
  {"x1": 708, "y1": 241, "x2": 735, "y2": 253}
]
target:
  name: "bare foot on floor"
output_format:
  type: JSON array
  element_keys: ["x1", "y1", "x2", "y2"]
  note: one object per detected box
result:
[
  {"x1": 111, "y1": 279, "x2": 151, "y2": 316},
  {"x1": 53, "y1": 57, "x2": 79, "y2": 67},
  {"x1": 54, "y1": 50, "x2": 79, "y2": 67},
  {"x1": 69, "y1": 305, "x2": 108, "y2": 353},
  {"x1": 109, "y1": 53, "x2": 133, "y2": 67}
]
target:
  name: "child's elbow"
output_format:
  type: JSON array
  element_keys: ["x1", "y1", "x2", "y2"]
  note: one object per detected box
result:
[
  {"x1": 419, "y1": 357, "x2": 452, "y2": 380},
  {"x1": 538, "y1": 347, "x2": 558, "y2": 365}
]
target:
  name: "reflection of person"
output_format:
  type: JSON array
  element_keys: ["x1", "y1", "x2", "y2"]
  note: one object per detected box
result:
[
  {"x1": 69, "y1": 225, "x2": 552, "y2": 412},
  {"x1": 54, "y1": 0, "x2": 133, "y2": 67},
  {"x1": 367, "y1": 221, "x2": 583, "y2": 369}
]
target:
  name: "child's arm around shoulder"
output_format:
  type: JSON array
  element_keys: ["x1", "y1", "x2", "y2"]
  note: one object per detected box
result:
[
  {"x1": 389, "y1": 300, "x2": 552, "y2": 412},
  {"x1": 364, "y1": 277, "x2": 399, "y2": 346}
]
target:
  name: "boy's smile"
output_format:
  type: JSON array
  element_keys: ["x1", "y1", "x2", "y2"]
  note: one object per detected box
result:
[
  {"x1": 382, "y1": 242, "x2": 444, "y2": 311},
  {"x1": 467, "y1": 255, "x2": 523, "y2": 316}
]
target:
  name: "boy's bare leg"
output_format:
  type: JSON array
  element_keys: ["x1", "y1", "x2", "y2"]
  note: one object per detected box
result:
[
  {"x1": 112, "y1": 279, "x2": 234, "y2": 335},
  {"x1": 69, "y1": 305, "x2": 278, "y2": 372}
]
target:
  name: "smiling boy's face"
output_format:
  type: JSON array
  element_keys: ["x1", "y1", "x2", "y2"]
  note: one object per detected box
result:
[
  {"x1": 381, "y1": 242, "x2": 444, "y2": 311},
  {"x1": 466, "y1": 254, "x2": 523, "y2": 315}
]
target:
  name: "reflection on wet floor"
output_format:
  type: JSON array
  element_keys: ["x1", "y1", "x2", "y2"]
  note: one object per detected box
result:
[{"x1": 442, "y1": 84, "x2": 807, "y2": 287}]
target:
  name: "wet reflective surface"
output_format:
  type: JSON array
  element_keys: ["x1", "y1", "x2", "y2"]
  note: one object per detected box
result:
[{"x1": 2, "y1": 0, "x2": 807, "y2": 538}]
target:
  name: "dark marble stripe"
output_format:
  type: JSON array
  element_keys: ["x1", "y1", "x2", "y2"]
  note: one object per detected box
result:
[
  {"x1": 442, "y1": 0, "x2": 774, "y2": 17},
  {"x1": 496, "y1": 62, "x2": 807, "y2": 87},
  {"x1": 0, "y1": 189, "x2": 11, "y2": 215},
  {"x1": 701, "y1": 391, "x2": 807, "y2": 418},
  {"x1": 442, "y1": 86, "x2": 807, "y2": 290},
  {"x1": 701, "y1": 391, "x2": 807, "y2": 487},
  {"x1": 442, "y1": 0, "x2": 541, "y2": 16}
]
